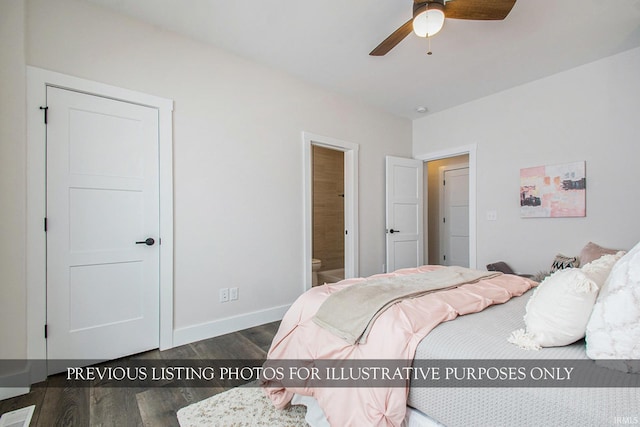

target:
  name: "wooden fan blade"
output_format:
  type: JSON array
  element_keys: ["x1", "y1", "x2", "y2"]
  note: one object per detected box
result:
[
  {"x1": 444, "y1": 0, "x2": 516, "y2": 20},
  {"x1": 369, "y1": 19, "x2": 414, "y2": 56}
]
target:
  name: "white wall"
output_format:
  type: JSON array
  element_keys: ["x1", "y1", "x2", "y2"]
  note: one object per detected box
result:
[
  {"x1": 16, "y1": 0, "x2": 411, "y2": 349},
  {"x1": 0, "y1": 0, "x2": 27, "y2": 360},
  {"x1": 413, "y1": 47, "x2": 640, "y2": 274}
]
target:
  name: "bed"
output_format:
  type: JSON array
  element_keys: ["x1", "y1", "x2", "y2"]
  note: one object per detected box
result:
[
  {"x1": 408, "y1": 289, "x2": 639, "y2": 426},
  {"x1": 262, "y1": 243, "x2": 640, "y2": 426}
]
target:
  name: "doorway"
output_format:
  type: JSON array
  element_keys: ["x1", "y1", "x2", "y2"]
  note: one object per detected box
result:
[
  {"x1": 416, "y1": 144, "x2": 477, "y2": 269},
  {"x1": 312, "y1": 146, "x2": 345, "y2": 284},
  {"x1": 440, "y1": 164, "x2": 470, "y2": 267},
  {"x1": 26, "y1": 67, "x2": 174, "y2": 382},
  {"x1": 303, "y1": 132, "x2": 359, "y2": 290},
  {"x1": 425, "y1": 155, "x2": 469, "y2": 266}
]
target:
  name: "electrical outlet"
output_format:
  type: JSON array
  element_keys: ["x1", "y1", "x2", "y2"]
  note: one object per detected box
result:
[
  {"x1": 219, "y1": 288, "x2": 229, "y2": 303},
  {"x1": 230, "y1": 287, "x2": 238, "y2": 301}
]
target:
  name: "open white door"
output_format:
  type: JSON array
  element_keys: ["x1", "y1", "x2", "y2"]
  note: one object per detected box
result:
[{"x1": 385, "y1": 156, "x2": 424, "y2": 272}]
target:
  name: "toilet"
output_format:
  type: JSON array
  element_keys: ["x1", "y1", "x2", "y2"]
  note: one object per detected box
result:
[{"x1": 312, "y1": 258, "x2": 322, "y2": 286}]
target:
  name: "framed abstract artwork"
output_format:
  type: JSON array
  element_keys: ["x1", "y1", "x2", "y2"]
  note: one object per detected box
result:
[{"x1": 520, "y1": 161, "x2": 586, "y2": 218}]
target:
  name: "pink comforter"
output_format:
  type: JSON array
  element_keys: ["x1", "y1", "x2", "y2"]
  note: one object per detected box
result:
[{"x1": 263, "y1": 265, "x2": 536, "y2": 426}]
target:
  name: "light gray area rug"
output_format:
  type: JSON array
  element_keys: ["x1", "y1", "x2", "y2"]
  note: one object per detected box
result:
[{"x1": 177, "y1": 386, "x2": 307, "y2": 427}]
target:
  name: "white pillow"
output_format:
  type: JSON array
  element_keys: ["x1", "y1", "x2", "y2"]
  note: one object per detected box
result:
[
  {"x1": 586, "y1": 241, "x2": 640, "y2": 366},
  {"x1": 581, "y1": 251, "x2": 625, "y2": 288},
  {"x1": 508, "y1": 268, "x2": 598, "y2": 350}
]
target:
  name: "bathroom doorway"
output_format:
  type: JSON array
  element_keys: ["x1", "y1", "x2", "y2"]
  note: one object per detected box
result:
[
  {"x1": 312, "y1": 145, "x2": 345, "y2": 285},
  {"x1": 303, "y1": 132, "x2": 359, "y2": 290}
]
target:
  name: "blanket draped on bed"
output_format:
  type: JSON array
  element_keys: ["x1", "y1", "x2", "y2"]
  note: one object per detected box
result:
[
  {"x1": 313, "y1": 266, "x2": 501, "y2": 344},
  {"x1": 263, "y1": 265, "x2": 536, "y2": 427}
]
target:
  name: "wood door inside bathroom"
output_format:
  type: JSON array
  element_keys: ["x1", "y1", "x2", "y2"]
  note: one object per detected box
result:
[{"x1": 312, "y1": 145, "x2": 345, "y2": 285}]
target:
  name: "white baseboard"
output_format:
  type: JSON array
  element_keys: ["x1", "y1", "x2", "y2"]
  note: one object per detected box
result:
[
  {"x1": 0, "y1": 363, "x2": 31, "y2": 401},
  {"x1": 0, "y1": 365, "x2": 31, "y2": 401},
  {"x1": 1, "y1": 306, "x2": 289, "y2": 400},
  {"x1": 172, "y1": 304, "x2": 289, "y2": 348},
  {"x1": 0, "y1": 387, "x2": 30, "y2": 401}
]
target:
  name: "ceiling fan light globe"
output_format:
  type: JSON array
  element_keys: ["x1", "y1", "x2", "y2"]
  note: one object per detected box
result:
[{"x1": 412, "y1": 8, "x2": 445, "y2": 38}]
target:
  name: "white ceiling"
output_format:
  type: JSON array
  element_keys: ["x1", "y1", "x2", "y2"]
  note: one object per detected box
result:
[{"x1": 85, "y1": 0, "x2": 640, "y2": 119}]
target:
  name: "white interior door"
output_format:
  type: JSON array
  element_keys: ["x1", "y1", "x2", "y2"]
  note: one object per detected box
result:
[
  {"x1": 441, "y1": 167, "x2": 469, "y2": 267},
  {"x1": 385, "y1": 156, "x2": 424, "y2": 272},
  {"x1": 46, "y1": 87, "x2": 160, "y2": 371}
]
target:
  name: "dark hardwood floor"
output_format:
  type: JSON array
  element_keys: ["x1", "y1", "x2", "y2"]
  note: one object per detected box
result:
[{"x1": 0, "y1": 321, "x2": 281, "y2": 427}]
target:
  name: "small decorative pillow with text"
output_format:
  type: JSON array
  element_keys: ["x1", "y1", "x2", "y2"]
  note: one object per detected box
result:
[
  {"x1": 550, "y1": 254, "x2": 579, "y2": 273},
  {"x1": 586, "y1": 241, "x2": 640, "y2": 370},
  {"x1": 508, "y1": 268, "x2": 598, "y2": 350}
]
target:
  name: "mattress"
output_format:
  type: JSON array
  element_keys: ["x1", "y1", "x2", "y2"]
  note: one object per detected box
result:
[{"x1": 408, "y1": 290, "x2": 640, "y2": 426}]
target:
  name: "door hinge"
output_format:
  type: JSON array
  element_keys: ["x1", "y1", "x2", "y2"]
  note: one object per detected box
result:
[
  {"x1": 443, "y1": 217, "x2": 446, "y2": 223},
  {"x1": 44, "y1": 324, "x2": 48, "y2": 339},
  {"x1": 345, "y1": 230, "x2": 348, "y2": 235},
  {"x1": 444, "y1": 255, "x2": 447, "y2": 261},
  {"x1": 39, "y1": 106, "x2": 49, "y2": 124},
  {"x1": 443, "y1": 179, "x2": 446, "y2": 186},
  {"x1": 44, "y1": 217, "x2": 48, "y2": 232}
]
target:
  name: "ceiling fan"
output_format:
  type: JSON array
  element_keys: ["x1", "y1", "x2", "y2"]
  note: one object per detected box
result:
[{"x1": 369, "y1": 0, "x2": 517, "y2": 56}]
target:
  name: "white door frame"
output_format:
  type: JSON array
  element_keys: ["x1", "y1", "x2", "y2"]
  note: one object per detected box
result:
[
  {"x1": 303, "y1": 132, "x2": 359, "y2": 291},
  {"x1": 26, "y1": 67, "x2": 174, "y2": 382},
  {"x1": 415, "y1": 144, "x2": 477, "y2": 269}
]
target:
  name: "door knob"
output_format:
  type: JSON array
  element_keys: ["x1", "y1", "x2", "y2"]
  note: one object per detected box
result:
[
  {"x1": 389, "y1": 229, "x2": 400, "y2": 234},
  {"x1": 136, "y1": 238, "x2": 155, "y2": 246}
]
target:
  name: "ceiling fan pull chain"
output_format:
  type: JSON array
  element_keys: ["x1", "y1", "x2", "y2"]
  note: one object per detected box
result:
[{"x1": 427, "y1": 35, "x2": 433, "y2": 55}]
